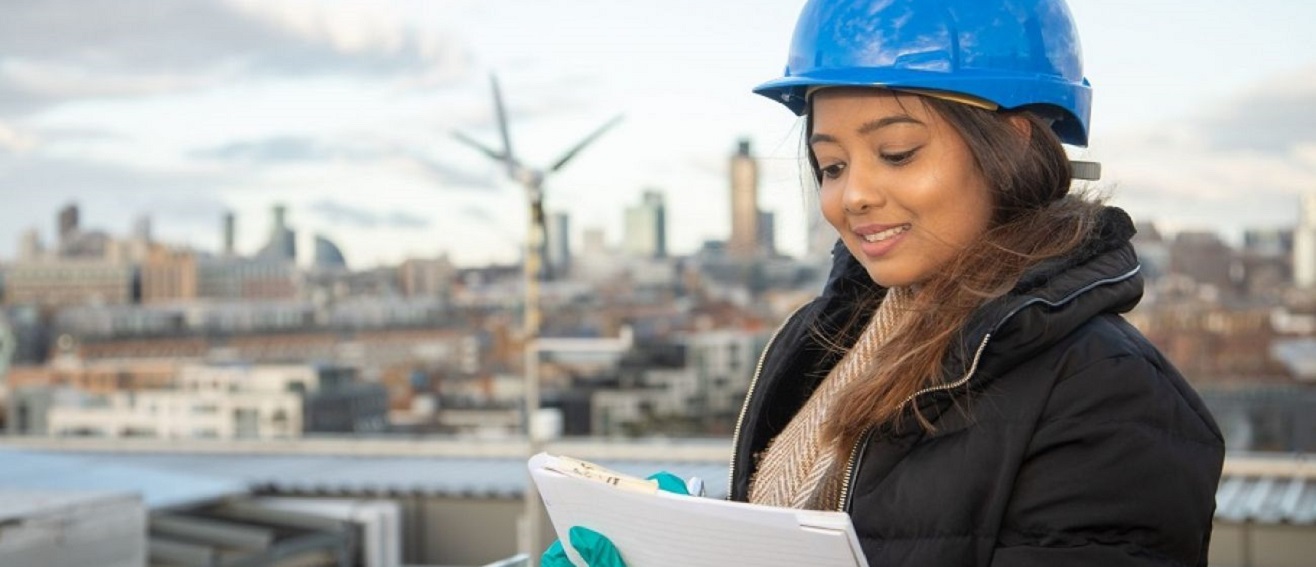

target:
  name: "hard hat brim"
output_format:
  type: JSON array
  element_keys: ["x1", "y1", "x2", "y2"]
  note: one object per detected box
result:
[{"x1": 753, "y1": 69, "x2": 1092, "y2": 147}]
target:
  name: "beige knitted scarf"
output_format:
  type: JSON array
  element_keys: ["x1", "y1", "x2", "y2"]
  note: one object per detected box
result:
[{"x1": 748, "y1": 287, "x2": 912, "y2": 510}]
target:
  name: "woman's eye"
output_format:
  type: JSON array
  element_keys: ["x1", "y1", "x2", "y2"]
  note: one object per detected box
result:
[
  {"x1": 819, "y1": 163, "x2": 846, "y2": 179},
  {"x1": 881, "y1": 148, "x2": 918, "y2": 165}
]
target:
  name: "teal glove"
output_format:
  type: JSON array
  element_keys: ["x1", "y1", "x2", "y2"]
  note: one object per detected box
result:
[
  {"x1": 540, "y1": 471, "x2": 692, "y2": 567},
  {"x1": 541, "y1": 526, "x2": 626, "y2": 567}
]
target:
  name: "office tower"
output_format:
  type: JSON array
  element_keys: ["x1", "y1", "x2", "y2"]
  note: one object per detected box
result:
[
  {"x1": 1296, "y1": 194, "x2": 1316, "y2": 288},
  {"x1": 223, "y1": 212, "x2": 236, "y2": 256},
  {"x1": 258, "y1": 204, "x2": 296, "y2": 262},
  {"x1": 807, "y1": 211, "x2": 833, "y2": 258},
  {"x1": 582, "y1": 228, "x2": 608, "y2": 257},
  {"x1": 728, "y1": 139, "x2": 759, "y2": 258},
  {"x1": 757, "y1": 210, "x2": 776, "y2": 257},
  {"x1": 57, "y1": 204, "x2": 79, "y2": 246},
  {"x1": 624, "y1": 190, "x2": 667, "y2": 259},
  {"x1": 546, "y1": 212, "x2": 571, "y2": 276},
  {"x1": 133, "y1": 215, "x2": 152, "y2": 243},
  {"x1": 18, "y1": 229, "x2": 42, "y2": 262}
]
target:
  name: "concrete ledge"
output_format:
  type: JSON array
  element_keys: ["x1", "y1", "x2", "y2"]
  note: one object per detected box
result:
[{"x1": 0, "y1": 434, "x2": 733, "y2": 462}]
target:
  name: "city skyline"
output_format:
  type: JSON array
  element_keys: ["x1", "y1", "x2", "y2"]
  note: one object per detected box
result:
[
  {"x1": 1, "y1": 0, "x2": 1314, "y2": 267},
  {"x1": 4, "y1": 187, "x2": 1307, "y2": 271}
]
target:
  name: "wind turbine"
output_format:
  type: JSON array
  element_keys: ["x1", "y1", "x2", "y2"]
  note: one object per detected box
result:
[
  {"x1": 452, "y1": 75, "x2": 622, "y2": 287},
  {"x1": 451, "y1": 75, "x2": 621, "y2": 560}
]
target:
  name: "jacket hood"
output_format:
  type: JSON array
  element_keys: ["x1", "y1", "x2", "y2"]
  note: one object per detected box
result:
[{"x1": 956, "y1": 207, "x2": 1142, "y2": 386}]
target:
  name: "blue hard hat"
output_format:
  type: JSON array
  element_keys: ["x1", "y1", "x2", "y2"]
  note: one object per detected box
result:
[{"x1": 754, "y1": 0, "x2": 1093, "y2": 146}]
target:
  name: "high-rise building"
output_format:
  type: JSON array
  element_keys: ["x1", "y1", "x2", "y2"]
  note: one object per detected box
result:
[
  {"x1": 47, "y1": 204, "x2": 109, "y2": 259},
  {"x1": 546, "y1": 212, "x2": 572, "y2": 276},
  {"x1": 132, "y1": 215, "x2": 152, "y2": 243},
  {"x1": 624, "y1": 190, "x2": 667, "y2": 259},
  {"x1": 575, "y1": 227, "x2": 618, "y2": 281},
  {"x1": 1295, "y1": 194, "x2": 1316, "y2": 288},
  {"x1": 258, "y1": 204, "x2": 296, "y2": 262},
  {"x1": 807, "y1": 204, "x2": 838, "y2": 260},
  {"x1": 57, "y1": 204, "x2": 79, "y2": 246},
  {"x1": 582, "y1": 228, "x2": 608, "y2": 257},
  {"x1": 18, "y1": 229, "x2": 42, "y2": 262},
  {"x1": 728, "y1": 139, "x2": 759, "y2": 258},
  {"x1": 756, "y1": 210, "x2": 776, "y2": 257},
  {"x1": 222, "y1": 211, "x2": 236, "y2": 256}
]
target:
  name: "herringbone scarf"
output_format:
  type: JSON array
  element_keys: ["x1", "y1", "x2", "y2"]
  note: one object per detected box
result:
[{"x1": 748, "y1": 287, "x2": 912, "y2": 510}]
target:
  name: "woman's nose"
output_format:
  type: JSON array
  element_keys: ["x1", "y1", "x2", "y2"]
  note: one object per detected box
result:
[{"x1": 842, "y1": 166, "x2": 886, "y2": 214}]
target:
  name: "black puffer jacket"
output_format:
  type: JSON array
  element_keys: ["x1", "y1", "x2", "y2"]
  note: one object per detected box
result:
[{"x1": 729, "y1": 208, "x2": 1225, "y2": 566}]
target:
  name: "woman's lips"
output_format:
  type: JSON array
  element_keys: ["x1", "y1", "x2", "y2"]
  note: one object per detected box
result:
[{"x1": 853, "y1": 223, "x2": 910, "y2": 257}]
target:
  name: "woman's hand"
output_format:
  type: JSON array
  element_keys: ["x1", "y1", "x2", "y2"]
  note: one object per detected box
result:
[
  {"x1": 541, "y1": 526, "x2": 626, "y2": 567},
  {"x1": 539, "y1": 471, "x2": 695, "y2": 566}
]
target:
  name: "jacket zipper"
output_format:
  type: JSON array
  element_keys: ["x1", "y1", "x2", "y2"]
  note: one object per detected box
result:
[
  {"x1": 834, "y1": 265, "x2": 1141, "y2": 512},
  {"x1": 727, "y1": 302, "x2": 809, "y2": 500},
  {"x1": 835, "y1": 332, "x2": 992, "y2": 512},
  {"x1": 835, "y1": 428, "x2": 876, "y2": 511}
]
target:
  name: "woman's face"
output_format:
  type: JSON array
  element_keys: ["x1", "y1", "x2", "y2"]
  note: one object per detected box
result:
[{"x1": 811, "y1": 89, "x2": 994, "y2": 288}]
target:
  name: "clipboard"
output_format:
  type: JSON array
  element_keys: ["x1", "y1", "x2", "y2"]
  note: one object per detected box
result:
[{"x1": 528, "y1": 452, "x2": 867, "y2": 567}]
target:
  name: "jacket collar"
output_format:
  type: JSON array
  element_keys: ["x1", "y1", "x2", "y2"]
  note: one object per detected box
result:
[{"x1": 822, "y1": 206, "x2": 1144, "y2": 385}]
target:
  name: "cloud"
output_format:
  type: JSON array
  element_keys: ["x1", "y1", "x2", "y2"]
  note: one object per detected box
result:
[
  {"x1": 405, "y1": 152, "x2": 502, "y2": 191},
  {"x1": 224, "y1": 0, "x2": 463, "y2": 73},
  {"x1": 459, "y1": 205, "x2": 497, "y2": 224},
  {"x1": 193, "y1": 136, "x2": 331, "y2": 163},
  {"x1": 385, "y1": 211, "x2": 431, "y2": 229},
  {"x1": 0, "y1": 0, "x2": 469, "y2": 117},
  {"x1": 0, "y1": 155, "x2": 235, "y2": 204},
  {"x1": 1197, "y1": 67, "x2": 1316, "y2": 153},
  {"x1": 0, "y1": 121, "x2": 37, "y2": 152},
  {"x1": 1098, "y1": 65, "x2": 1316, "y2": 234},
  {"x1": 28, "y1": 127, "x2": 122, "y2": 144},
  {"x1": 190, "y1": 135, "x2": 508, "y2": 194},
  {"x1": 308, "y1": 199, "x2": 432, "y2": 229}
]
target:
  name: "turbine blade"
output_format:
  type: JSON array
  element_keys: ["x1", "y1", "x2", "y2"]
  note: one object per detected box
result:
[
  {"x1": 451, "y1": 130, "x2": 506, "y2": 162},
  {"x1": 549, "y1": 114, "x2": 623, "y2": 173},
  {"x1": 491, "y1": 74, "x2": 517, "y2": 178}
]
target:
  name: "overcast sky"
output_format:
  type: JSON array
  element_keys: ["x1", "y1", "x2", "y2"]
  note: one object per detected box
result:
[{"x1": 1, "y1": 0, "x2": 1314, "y2": 267}]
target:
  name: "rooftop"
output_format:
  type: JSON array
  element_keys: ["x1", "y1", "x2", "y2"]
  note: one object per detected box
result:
[{"x1": 0, "y1": 437, "x2": 1310, "y2": 525}]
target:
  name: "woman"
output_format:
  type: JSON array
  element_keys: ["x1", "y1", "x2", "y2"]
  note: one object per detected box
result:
[
  {"x1": 546, "y1": 0, "x2": 1224, "y2": 565},
  {"x1": 731, "y1": 0, "x2": 1224, "y2": 565}
]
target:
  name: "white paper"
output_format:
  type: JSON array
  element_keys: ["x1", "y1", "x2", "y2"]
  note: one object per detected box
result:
[{"x1": 528, "y1": 453, "x2": 867, "y2": 567}]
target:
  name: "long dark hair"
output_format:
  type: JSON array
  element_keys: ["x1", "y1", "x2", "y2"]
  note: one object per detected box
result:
[{"x1": 806, "y1": 94, "x2": 1107, "y2": 453}]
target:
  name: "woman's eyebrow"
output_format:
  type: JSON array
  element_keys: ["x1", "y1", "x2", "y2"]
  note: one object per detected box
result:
[
  {"x1": 809, "y1": 115, "x2": 925, "y2": 145},
  {"x1": 857, "y1": 115, "x2": 923, "y2": 135}
]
